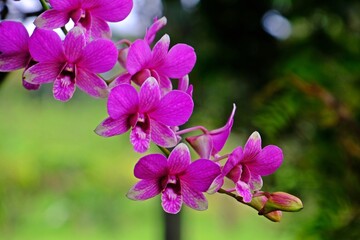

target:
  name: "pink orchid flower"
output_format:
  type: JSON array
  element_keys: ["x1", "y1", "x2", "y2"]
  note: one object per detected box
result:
[
  {"x1": 127, "y1": 143, "x2": 221, "y2": 214},
  {"x1": 111, "y1": 34, "x2": 196, "y2": 95},
  {"x1": 95, "y1": 77, "x2": 194, "y2": 153},
  {"x1": 34, "y1": 0, "x2": 133, "y2": 39},
  {"x1": 0, "y1": 20, "x2": 39, "y2": 90},
  {"x1": 23, "y1": 27, "x2": 117, "y2": 101},
  {"x1": 186, "y1": 104, "x2": 236, "y2": 159},
  {"x1": 144, "y1": 16, "x2": 167, "y2": 45},
  {"x1": 209, "y1": 131, "x2": 283, "y2": 203}
]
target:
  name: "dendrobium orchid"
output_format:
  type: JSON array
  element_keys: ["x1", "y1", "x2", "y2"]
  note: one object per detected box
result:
[
  {"x1": 95, "y1": 77, "x2": 194, "y2": 153},
  {"x1": 111, "y1": 34, "x2": 196, "y2": 94},
  {"x1": 209, "y1": 131, "x2": 283, "y2": 203},
  {"x1": 23, "y1": 27, "x2": 118, "y2": 101},
  {"x1": 185, "y1": 104, "x2": 236, "y2": 159},
  {"x1": 0, "y1": 20, "x2": 39, "y2": 90},
  {"x1": 127, "y1": 143, "x2": 221, "y2": 214},
  {"x1": 34, "y1": 0, "x2": 133, "y2": 39}
]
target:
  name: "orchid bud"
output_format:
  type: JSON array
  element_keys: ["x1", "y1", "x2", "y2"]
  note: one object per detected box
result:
[
  {"x1": 247, "y1": 194, "x2": 283, "y2": 222},
  {"x1": 259, "y1": 192, "x2": 303, "y2": 215}
]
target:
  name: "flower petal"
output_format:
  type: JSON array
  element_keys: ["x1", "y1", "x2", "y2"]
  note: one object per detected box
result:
[
  {"x1": 158, "y1": 43, "x2": 196, "y2": 78},
  {"x1": 126, "y1": 39, "x2": 152, "y2": 74},
  {"x1": 185, "y1": 134, "x2": 213, "y2": 159},
  {"x1": 139, "y1": 77, "x2": 161, "y2": 113},
  {"x1": 77, "y1": 38, "x2": 117, "y2": 73},
  {"x1": 53, "y1": 75, "x2": 76, "y2": 101},
  {"x1": 181, "y1": 183, "x2": 208, "y2": 211},
  {"x1": 89, "y1": 16, "x2": 111, "y2": 39},
  {"x1": 63, "y1": 27, "x2": 86, "y2": 63},
  {"x1": 109, "y1": 72, "x2": 132, "y2": 89},
  {"x1": 107, "y1": 84, "x2": 139, "y2": 119},
  {"x1": 94, "y1": 116, "x2": 129, "y2": 137},
  {"x1": 209, "y1": 104, "x2": 236, "y2": 155},
  {"x1": 133, "y1": 153, "x2": 168, "y2": 179},
  {"x1": 23, "y1": 62, "x2": 63, "y2": 84},
  {"x1": 150, "y1": 34, "x2": 170, "y2": 68},
  {"x1": 130, "y1": 125, "x2": 151, "y2": 153},
  {"x1": 34, "y1": 9, "x2": 70, "y2": 29},
  {"x1": 0, "y1": 53, "x2": 29, "y2": 71},
  {"x1": 222, "y1": 146, "x2": 243, "y2": 175},
  {"x1": 76, "y1": 69, "x2": 108, "y2": 98},
  {"x1": 243, "y1": 131, "x2": 262, "y2": 162},
  {"x1": 207, "y1": 174, "x2": 224, "y2": 194},
  {"x1": 89, "y1": 0, "x2": 133, "y2": 22},
  {"x1": 249, "y1": 174, "x2": 263, "y2": 192},
  {"x1": 149, "y1": 90, "x2": 194, "y2": 126},
  {"x1": 248, "y1": 145, "x2": 283, "y2": 176},
  {"x1": 150, "y1": 120, "x2": 178, "y2": 148},
  {"x1": 127, "y1": 179, "x2": 162, "y2": 201},
  {"x1": 167, "y1": 143, "x2": 191, "y2": 175},
  {"x1": 182, "y1": 159, "x2": 221, "y2": 192},
  {"x1": 29, "y1": 28, "x2": 65, "y2": 63},
  {"x1": 145, "y1": 16, "x2": 167, "y2": 45},
  {"x1": 22, "y1": 78, "x2": 40, "y2": 90},
  {"x1": 49, "y1": 0, "x2": 80, "y2": 10},
  {"x1": 236, "y1": 181, "x2": 252, "y2": 203},
  {"x1": 0, "y1": 21, "x2": 28, "y2": 53},
  {"x1": 161, "y1": 187, "x2": 182, "y2": 214}
]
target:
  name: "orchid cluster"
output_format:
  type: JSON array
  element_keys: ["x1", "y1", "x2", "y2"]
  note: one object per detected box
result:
[{"x1": 0, "y1": 0, "x2": 303, "y2": 221}]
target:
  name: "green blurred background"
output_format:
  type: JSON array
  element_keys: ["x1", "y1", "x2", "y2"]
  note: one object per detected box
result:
[{"x1": 1, "y1": 0, "x2": 360, "y2": 239}]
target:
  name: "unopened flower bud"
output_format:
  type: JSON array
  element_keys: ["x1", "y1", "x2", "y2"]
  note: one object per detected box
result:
[{"x1": 259, "y1": 192, "x2": 303, "y2": 215}]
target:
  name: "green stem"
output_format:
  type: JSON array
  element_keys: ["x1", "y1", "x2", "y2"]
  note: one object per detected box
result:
[{"x1": 157, "y1": 146, "x2": 171, "y2": 157}]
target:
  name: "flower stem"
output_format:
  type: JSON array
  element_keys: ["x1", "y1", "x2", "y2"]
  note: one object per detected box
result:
[
  {"x1": 157, "y1": 146, "x2": 171, "y2": 157},
  {"x1": 213, "y1": 153, "x2": 229, "y2": 162},
  {"x1": 176, "y1": 126, "x2": 209, "y2": 136}
]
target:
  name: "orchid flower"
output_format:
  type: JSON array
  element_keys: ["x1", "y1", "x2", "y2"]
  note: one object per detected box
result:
[
  {"x1": 127, "y1": 143, "x2": 221, "y2": 214},
  {"x1": 209, "y1": 131, "x2": 283, "y2": 203},
  {"x1": 95, "y1": 77, "x2": 194, "y2": 153},
  {"x1": 34, "y1": 0, "x2": 133, "y2": 39},
  {"x1": 23, "y1": 27, "x2": 117, "y2": 101},
  {"x1": 0, "y1": 20, "x2": 39, "y2": 90}
]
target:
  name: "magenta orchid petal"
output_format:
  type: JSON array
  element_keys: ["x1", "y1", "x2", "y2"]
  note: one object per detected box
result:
[
  {"x1": 77, "y1": 39, "x2": 117, "y2": 73},
  {"x1": 76, "y1": 69, "x2": 108, "y2": 98},
  {"x1": 227, "y1": 165, "x2": 242, "y2": 183},
  {"x1": 159, "y1": 43, "x2": 196, "y2": 78},
  {"x1": 150, "y1": 120, "x2": 178, "y2": 148},
  {"x1": 243, "y1": 131, "x2": 262, "y2": 161},
  {"x1": 222, "y1": 146, "x2": 243, "y2": 175},
  {"x1": 182, "y1": 159, "x2": 221, "y2": 192},
  {"x1": 107, "y1": 84, "x2": 139, "y2": 119},
  {"x1": 145, "y1": 16, "x2": 167, "y2": 45},
  {"x1": 207, "y1": 174, "x2": 224, "y2": 194},
  {"x1": 48, "y1": 0, "x2": 80, "y2": 10},
  {"x1": 0, "y1": 21, "x2": 28, "y2": 53},
  {"x1": 236, "y1": 181, "x2": 252, "y2": 203},
  {"x1": 22, "y1": 79, "x2": 40, "y2": 91},
  {"x1": 94, "y1": 116, "x2": 130, "y2": 137},
  {"x1": 210, "y1": 104, "x2": 236, "y2": 155},
  {"x1": 139, "y1": 77, "x2": 161, "y2": 113},
  {"x1": 134, "y1": 153, "x2": 168, "y2": 179},
  {"x1": 29, "y1": 29, "x2": 65, "y2": 63},
  {"x1": 109, "y1": 73, "x2": 132, "y2": 88},
  {"x1": 34, "y1": 9, "x2": 70, "y2": 29},
  {"x1": 249, "y1": 174, "x2": 263, "y2": 192},
  {"x1": 89, "y1": 16, "x2": 111, "y2": 39},
  {"x1": 150, "y1": 90, "x2": 194, "y2": 126},
  {"x1": 161, "y1": 188, "x2": 182, "y2": 214},
  {"x1": 23, "y1": 62, "x2": 63, "y2": 84},
  {"x1": 53, "y1": 75, "x2": 76, "y2": 102},
  {"x1": 0, "y1": 53, "x2": 29, "y2": 72},
  {"x1": 158, "y1": 75, "x2": 173, "y2": 94},
  {"x1": 126, "y1": 39, "x2": 152, "y2": 74},
  {"x1": 63, "y1": 27, "x2": 86, "y2": 63},
  {"x1": 181, "y1": 183, "x2": 208, "y2": 211},
  {"x1": 127, "y1": 179, "x2": 162, "y2": 201},
  {"x1": 168, "y1": 143, "x2": 191, "y2": 175},
  {"x1": 130, "y1": 125, "x2": 151, "y2": 153},
  {"x1": 247, "y1": 145, "x2": 283, "y2": 176},
  {"x1": 150, "y1": 34, "x2": 170, "y2": 67},
  {"x1": 185, "y1": 135, "x2": 213, "y2": 159},
  {"x1": 89, "y1": 0, "x2": 133, "y2": 22}
]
